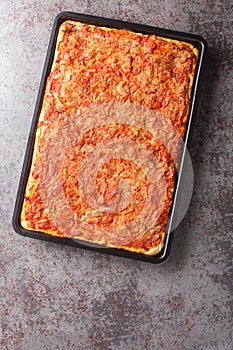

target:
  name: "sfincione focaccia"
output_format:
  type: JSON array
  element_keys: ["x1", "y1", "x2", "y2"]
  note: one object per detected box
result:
[{"x1": 21, "y1": 20, "x2": 198, "y2": 256}]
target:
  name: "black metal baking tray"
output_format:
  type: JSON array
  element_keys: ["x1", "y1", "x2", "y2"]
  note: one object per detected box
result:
[{"x1": 12, "y1": 12, "x2": 207, "y2": 263}]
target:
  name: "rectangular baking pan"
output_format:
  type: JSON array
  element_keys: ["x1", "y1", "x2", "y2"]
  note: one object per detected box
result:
[{"x1": 12, "y1": 12, "x2": 207, "y2": 263}]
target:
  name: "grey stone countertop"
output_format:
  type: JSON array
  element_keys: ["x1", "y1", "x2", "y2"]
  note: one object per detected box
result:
[{"x1": 0, "y1": 1, "x2": 232, "y2": 349}]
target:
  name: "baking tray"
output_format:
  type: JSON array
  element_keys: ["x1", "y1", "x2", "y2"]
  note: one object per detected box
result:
[{"x1": 12, "y1": 12, "x2": 207, "y2": 263}]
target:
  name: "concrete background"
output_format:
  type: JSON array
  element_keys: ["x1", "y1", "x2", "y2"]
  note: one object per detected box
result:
[{"x1": 0, "y1": 1, "x2": 232, "y2": 349}]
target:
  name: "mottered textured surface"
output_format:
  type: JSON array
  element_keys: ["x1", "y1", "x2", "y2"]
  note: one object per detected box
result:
[{"x1": 0, "y1": 1, "x2": 232, "y2": 349}]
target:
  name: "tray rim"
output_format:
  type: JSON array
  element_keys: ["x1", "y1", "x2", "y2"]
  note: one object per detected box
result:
[{"x1": 12, "y1": 11, "x2": 207, "y2": 264}]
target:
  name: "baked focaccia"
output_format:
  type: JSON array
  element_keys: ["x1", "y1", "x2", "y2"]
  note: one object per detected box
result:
[{"x1": 21, "y1": 20, "x2": 198, "y2": 255}]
